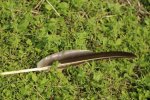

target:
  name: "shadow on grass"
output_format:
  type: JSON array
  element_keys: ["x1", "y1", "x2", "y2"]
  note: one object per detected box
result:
[{"x1": 139, "y1": 0, "x2": 150, "y2": 11}]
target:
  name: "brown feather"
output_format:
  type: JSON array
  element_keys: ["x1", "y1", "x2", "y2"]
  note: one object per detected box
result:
[{"x1": 37, "y1": 50, "x2": 136, "y2": 68}]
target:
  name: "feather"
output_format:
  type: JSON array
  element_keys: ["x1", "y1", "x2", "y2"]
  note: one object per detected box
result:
[
  {"x1": 37, "y1": 50, "x2": 136, "y2": 68},
  {"x1": 0, "y1": 50, "x2": 136, "y2": 75}
]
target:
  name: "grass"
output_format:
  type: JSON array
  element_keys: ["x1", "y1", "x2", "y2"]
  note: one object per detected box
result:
[{"x1": 0, "y1": 0, "x2": 150, "y2": 99}]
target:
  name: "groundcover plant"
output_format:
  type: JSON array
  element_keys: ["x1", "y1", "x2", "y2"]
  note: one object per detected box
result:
[{"x1": 0, "y1": 0, "x2": 150, "y2": 99}]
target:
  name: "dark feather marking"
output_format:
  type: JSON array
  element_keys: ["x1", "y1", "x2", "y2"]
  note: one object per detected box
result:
[{"x1": 60, "y1": 51, "x2": 136, "y2": 63}]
